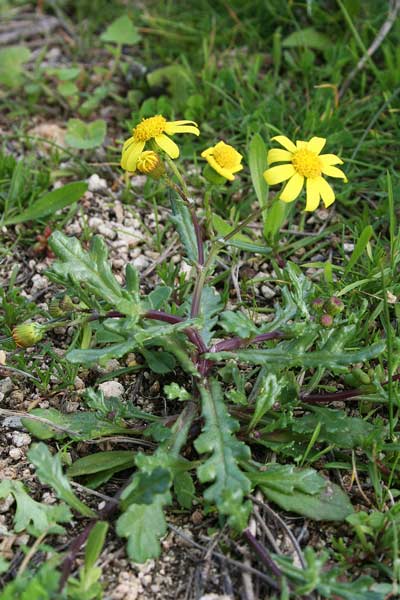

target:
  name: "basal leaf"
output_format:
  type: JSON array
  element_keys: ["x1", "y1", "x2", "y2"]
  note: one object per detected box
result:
[
  {"x1": 65, "y1": 119, "x2": 107, "y2": 149},
  {"x1": 0, "y1": 46, "x2": 31, "y2": 88},
  {"x1": 195, "y1": 379, "x2": 251, "y2": 530},
  {"x1": 117, "y1": 449, "x2": 173, "y2": 563},
  {"x1": 140, "y1": 348, "x2": 176, "y2": 374},
  {"x1": 66, "y1": 339, "x2": 137, "y2": 365},
  {"x1": 28, "y1": 443, "x2": 96, "y2": 517},
  {"x1": 282, "y1": 27, "x2": 330, "y2": 50},
  {"x1": 250, "y1": 465, "x2": 353, "y2": 521},
  {"x1": 208, "y1": 341, "x2": 385, "y2": 369},
  {"x1": 344, "y1": 225, "x2": 374, "y2": 275},
  {"x1": 220, "y1": 311, "x2": 258, "y2": 338},
  {"x1": 48, "y1": 232, "x2": 139, "y2": 316},
  {"x1": 22, "y1": 407, "x2": 128, "y2": 441},
  {"x1": 116, "y1": 494, "x2": 169, "y2": 563},
  {"x1": 0, "y1": 480, "x2": 71, "y2": 535},
  {"x1": 3, "y1": 182, "x2": 88, "y2": 225},
  {"x1": 100, "y1": 15, "x2": 141, "y2": 45},
  {"x1": 169, "y1": 193, "x2": 198, "y2": 263},
  {"x1": 173, "y1": 471, "x2": 195, "y2": 508},
  {"x1": 248, "y1": 133, "x2": 268, "y2": 213},
  {"x1": 68, "y1": 451, "x2": 136, "y2": 478},
  {"x1": 248, "y1": 372, "x2": 282, "y2": 430},
  {"x1": 250, "y1": 464, "x2": 326, "y2": 495},
  {"x1": 85, "y1": 521, "x2": 109, "y2": 571},
  {"x1": 198, "y1": 286, "x2": 223, "y2": 345},
  {"x1": 121, "y1": 466, "x2": 171, "y2": 505},
  {"x1": 293, "y1": 406, "x2": 383, "y2": 449}
]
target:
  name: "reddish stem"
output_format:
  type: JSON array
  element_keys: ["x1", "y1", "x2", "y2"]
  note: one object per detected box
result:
[
  {"x1": 301, "y1": 373, "x2": 400, "y2": 404},
  {"x1": 210, "y1": 331, "x2": 284, "y2": 353}
]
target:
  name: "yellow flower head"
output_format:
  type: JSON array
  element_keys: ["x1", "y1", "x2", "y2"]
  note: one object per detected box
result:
[
  {"x1": 263, "y1": 135, "x2": 347, "y2": 211},
  {"x1": 12, "y1": 323, "x2": 44, "y2": 348},
  {"x1": 121, "y1": 115, "x2": 200, "y2": 172},
  {"x1": 201, "y1": 141, "x2": 243, "y2": 181},
  {"x1": 136, "y1": 150, "x2": 165, "y2": 178}
]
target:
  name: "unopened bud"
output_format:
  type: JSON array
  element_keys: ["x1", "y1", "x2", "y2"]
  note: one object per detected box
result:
[
  {"x1": 48, "y1": 298, "x2": 63, "y2": 318},
  {"x1": 136, "y1": 151, "x2": 165, "y2": 179},
  {"x1": 325, "y1": 296, "x2": 344, "y2": 315},
  {"x1": 352, "y1": 368, "x2": 371, "y2": 385},
  {"x1": 320, "y1": 313, "x2": 333, "y2": 328},
  {"x1": 12, "y1": 323, "x2": 44, "y2": 348},
  {"x1": 60, "y1": 295, "x2": 75, "y2": 313},
  {"x1": 311, "y1": 297, "x2": 325, "y2": 312}
]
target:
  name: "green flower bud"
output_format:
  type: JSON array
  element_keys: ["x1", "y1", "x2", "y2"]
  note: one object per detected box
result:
[
  {"x1": 12, "y1": 323, "x2": 45, "y2": 348},
  {"x1": 325, "y1": 296, "x2": 344, "y2": 316},
  {"x1": 352, "y1": 368, "x2": 371, "y2": 385},
  {"x1": 311, "y1": 297, "x2": 325, "y2": 312},
  {"x1": 48, "y1": 298, "x2": 63, "y2": 318},
  {"x1": 60, "y1": 295, "x2": 75, "y2": 313}
]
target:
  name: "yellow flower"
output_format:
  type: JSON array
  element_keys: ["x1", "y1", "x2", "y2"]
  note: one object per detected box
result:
[
  {"x1": 121, "y1": 115, "x2": 200, "y2": 172},
  {"x1": 136, "y1": 150, "x2": 165, "y2": 178},
  {"x1": 201, "y1": 141, "x2": 243, "y2": 181},
  {"x1": 12, "y1": 323, "x2": 44, "y2": 348},
  {"x1": 263, "y1": 135, "x2": 347, "y2": 211}
]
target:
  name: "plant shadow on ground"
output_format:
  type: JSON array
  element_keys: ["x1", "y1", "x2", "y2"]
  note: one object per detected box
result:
[{"x1": 0, "y1": 1, "x2": 400, "y2": 599}]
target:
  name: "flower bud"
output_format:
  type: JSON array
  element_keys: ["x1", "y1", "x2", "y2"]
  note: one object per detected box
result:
[
  {"x1": 352, "y1": 367, "x2": 371, "y2": 385},
  {"x1": 325, "y1": 296, "x2": 344, "y2": 315},
  {"x1": 136, "y1": 151, "x2": 165, "y2": 179},
  {"x1": 320, "y1": 313, "x2": 333, "y2": 328},
  {"x1": 12, "y1": 323, "x2": 44, "y2": 348},
  {"x1": 60, "y1": 295, "x2": 75, "y2": 313},
  {"x1": 311, "y1": 297, "x2": 325, "y2": 313},
  {"x1": 48, "y1": 298, "x2": 63, "y2": 318}
]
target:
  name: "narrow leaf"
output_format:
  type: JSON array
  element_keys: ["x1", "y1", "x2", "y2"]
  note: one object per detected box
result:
[
  {"x1": 344, "y1": 225, "x2": 374, "y2": 275},
  {"x1": 4, "y1": 182, "x2": 87, "y2": 225}
]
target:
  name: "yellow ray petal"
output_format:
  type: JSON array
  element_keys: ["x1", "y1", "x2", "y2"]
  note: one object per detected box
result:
[
  {"x1": 316, "y1": 176, "x2": 335, "y2": 207},
  {"x1": 271, "y1": 135, "x2": 297, "y2": 152},
  {"x1": 206, "y1": 155, "x2": 235, "y2": 180},
  {"x1": 168, "y1": 120, "x2": 198, "y2": 127},
  {"x1": 201, "y1": 147, "x2": 213, "y2": 158},
  {"x1": 305, "y1": 178, "x2": 321, "y2": 211},
  {"x1": 155, "y1": 134, "x2": 180, "y2": 159},
  {"x1": 122, "y1": 136, "x2": 135, "y2": 152},
  {"x1": 263, "y1": 164, "x2": 295, "y2": 185},
  {"x1": 319, "y1": 153, "x2": 343, "y2": 167},
  {"x1": 280, "y1": 173, "x2": 304, "y2": 203},
  {"x1": 231, "y1": 163, "x2": 244, "y2": 173},
  {"x1": 267, "y1": 148, "x2": 292, "y2": 165},
  {"x1": 296, "y1": 140, "x2": 307, "y2": 149},
  {"x1": 121, "y1": 140, "x2": 145, "y2": 171},
  {"x1": 307, "y1": 137, "x2": 326, "y2": 155},
  {"x1": 321, "y1": 165, "x2": 347, "y2": 181},
  {"x1": 165, "y1": 123, "x2": 200, "y2": 136}
]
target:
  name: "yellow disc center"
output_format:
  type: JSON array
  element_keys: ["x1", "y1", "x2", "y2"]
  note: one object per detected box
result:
[
  {"x1": 292, "y1": 149, "x2": 321, "y2": 178},
  {"x1": 133, "y1": 115, "x2": 167, "y2": 142},
  {"x1": 213, "y1": 144, "x2": 240, "y2": 169}
]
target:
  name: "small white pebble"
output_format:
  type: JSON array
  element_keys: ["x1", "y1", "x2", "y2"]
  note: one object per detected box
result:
[
  {"x1": 98, "y1": 380, "x2": 124, "y2": 398},
  {"x1": 87, "y1": 173, "x2": 107, "y2": 192},
  {"x1": 9, "y1": 447, "x2": 23, "y2": 460},
  {"x1": 11, "y1": 432, "x2": 31, "y2": 447},
  {"x1": 261, "y1": 284, "x2": 276, "y2": 299}
]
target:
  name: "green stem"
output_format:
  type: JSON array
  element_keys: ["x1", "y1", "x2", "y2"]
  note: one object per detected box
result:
[
  {"x1": 190, "y1": 241, "x2": 222, "y2": 317},
  {"x1": 165, "y1": 155, "x2": 190, "y2": 198}
]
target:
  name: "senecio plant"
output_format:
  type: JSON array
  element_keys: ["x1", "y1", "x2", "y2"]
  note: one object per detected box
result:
[{"x1": 12, "y1": 115, "x2": 385, "y2": 568}]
